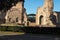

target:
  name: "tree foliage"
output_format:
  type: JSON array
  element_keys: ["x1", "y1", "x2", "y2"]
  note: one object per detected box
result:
[
  {"x1": 0, "y1": 0, "x2": 24, "y2": 11},
  {"x1": 27, "y1": 14, "x2": 36, "y2": 22}
]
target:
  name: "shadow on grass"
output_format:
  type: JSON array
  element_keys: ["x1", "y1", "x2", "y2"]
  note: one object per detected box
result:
[
  {"x1": 0, "y1": 26, "x2": 60, "y2": 40},
  {"x1": 0, "y1": 33, "x2": 60, "y2": 40},
  {"x1": 0, "y1": 26, "x2": 60, "y2": 35}
]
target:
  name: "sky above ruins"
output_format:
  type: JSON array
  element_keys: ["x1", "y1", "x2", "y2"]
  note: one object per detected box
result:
[{"x1": 24, "y1": 0, "x2": 60, "y2": 14}]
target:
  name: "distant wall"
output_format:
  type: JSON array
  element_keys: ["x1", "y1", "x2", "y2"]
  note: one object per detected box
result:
[{"x1": 56, "y1": 12, "x2": 60, "y2": 24}]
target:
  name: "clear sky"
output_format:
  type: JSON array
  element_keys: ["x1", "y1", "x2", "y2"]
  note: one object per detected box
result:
[{"x1": 24, "y1": 0, "x2": 60, "y2": 14}]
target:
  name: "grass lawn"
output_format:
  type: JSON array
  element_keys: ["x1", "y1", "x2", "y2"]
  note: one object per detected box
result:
[
  {"x1": 0, "y1": 31, "x2": 25, "y2": 36},
  {"x1": 0, "y1": 23, "x2": 21, "y2": 26}
]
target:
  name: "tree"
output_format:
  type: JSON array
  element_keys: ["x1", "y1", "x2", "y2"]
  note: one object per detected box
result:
[{"x1": 27, "y1": 14, "x2": 36, "y2": 22}]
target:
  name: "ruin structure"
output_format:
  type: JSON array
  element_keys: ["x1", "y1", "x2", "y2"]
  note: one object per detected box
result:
[
  {"x1": 0, "y1": 0, "x2": 28, "y2": 26},
  {"x1": 36, "y1": 0, "x2": 58, "y2": 27},
  {"x1": 0, "y1": 0, "x2": 60, "y2": 27}
]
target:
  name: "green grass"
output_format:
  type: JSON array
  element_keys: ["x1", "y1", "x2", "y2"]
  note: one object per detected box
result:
[
  {"x1": 0, "y1": 23, "x2": 21, "y2": 26},
  {"x1": 0, "y1": 23, "x2": 31, "y2": 32},
  {"x1": 0, "y1": 31, "x2": 25, "y2": 35}
]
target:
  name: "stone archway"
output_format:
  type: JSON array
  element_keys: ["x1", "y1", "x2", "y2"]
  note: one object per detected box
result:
[{"x1": 39, "y1": 15, "x2": 43, "y2": 25}]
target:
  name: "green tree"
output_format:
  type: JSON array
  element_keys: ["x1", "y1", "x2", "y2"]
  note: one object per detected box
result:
[{"x1": 27, "y1": 14, "x2": 36, "y2": 22}]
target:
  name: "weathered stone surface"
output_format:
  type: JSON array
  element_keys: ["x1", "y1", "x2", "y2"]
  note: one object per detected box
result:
[
  {"x1": 0, "y1": 0, "x2": 60, "y2": 27},
  {"x1": 0, "y1": 0, "x2": 28, "y2": 26},
  {"x1": 36, "y1": 0, "x2": 57, "y2": 27},
  {"x1": 5, "y1": 1, "x2": 28, "y2": 26}
]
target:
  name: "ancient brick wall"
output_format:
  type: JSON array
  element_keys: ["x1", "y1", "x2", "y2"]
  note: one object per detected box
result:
[{"x1": 36, "y1": 0, "x2": 56, "y2": 27}]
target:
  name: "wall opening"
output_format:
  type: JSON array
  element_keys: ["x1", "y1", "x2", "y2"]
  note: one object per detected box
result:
[
  {"x1": 16, "y1": 17, "x2": 18, "y2": 22},
  {"x1": 50, "y1": 14, "x2": 56, "y2": 25},
  {"x1": 39, "y1": 15, "x2": 43, "y2": 25}
]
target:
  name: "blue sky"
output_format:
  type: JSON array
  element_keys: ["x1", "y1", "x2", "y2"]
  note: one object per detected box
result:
[{"x1": 24, "y1": 0, "x2": 60, "y2": 14}]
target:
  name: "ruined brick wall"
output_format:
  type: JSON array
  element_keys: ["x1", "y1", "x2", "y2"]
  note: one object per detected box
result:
[
  {"x1": 0, "y1": 0, "x2": 27, "y2": 25},
  {"x1": 54, "y1": 12, "x2": 60, "y2": 24},
  {"x1": 36, "y1": 0, "x2": 56, "y2": 27},
  {"x1": 5, "y1": 1, "x2": 25, "y2": 24}
]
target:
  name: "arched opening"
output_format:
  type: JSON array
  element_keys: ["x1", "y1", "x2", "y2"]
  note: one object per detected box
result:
[
  {"x1": 50, "y1": 14, "x2": 56, "y2": 25},
  {"x1": 16, "y1": 17, "x2": 18, "y2": 22},
  {"x1": 39, "y1": 15, "x2": 43, "y2": 25}
]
